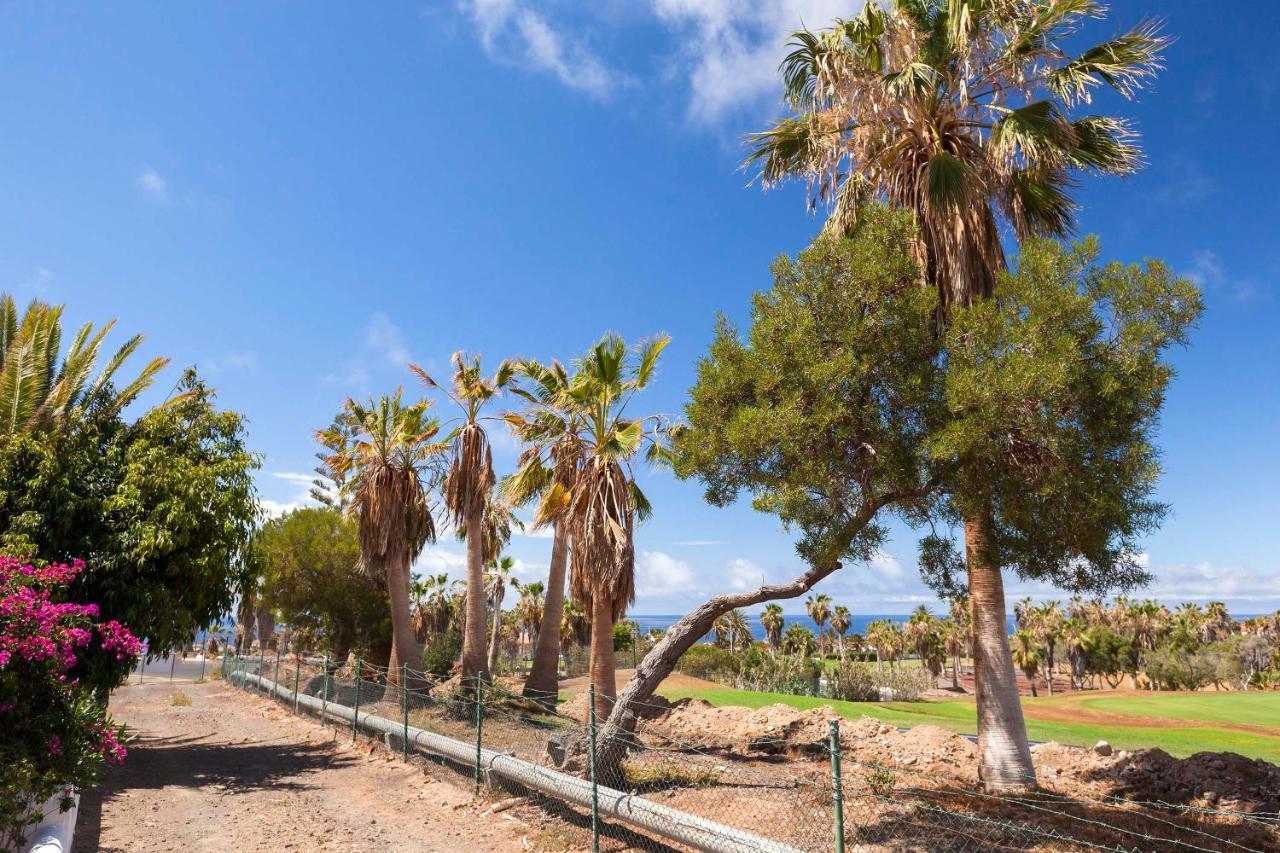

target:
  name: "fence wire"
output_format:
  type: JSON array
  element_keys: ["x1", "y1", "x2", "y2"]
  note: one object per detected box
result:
[{"x1": 220, "y1": 652, "x2": 1278, "y2": 853}]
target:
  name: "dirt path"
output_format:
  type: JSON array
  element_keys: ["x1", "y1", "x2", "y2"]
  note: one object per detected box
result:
[{"x1": 74, "y1": 679, "x2": 533, "y2": 852}]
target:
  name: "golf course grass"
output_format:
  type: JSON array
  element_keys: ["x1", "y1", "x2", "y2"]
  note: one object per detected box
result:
[{"x1": 653, "y1": 683, "x2": 1280, "y2": 762}]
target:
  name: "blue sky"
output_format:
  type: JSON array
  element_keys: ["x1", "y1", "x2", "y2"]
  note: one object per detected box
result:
[{"x1": 2, "y1": 2, "x2": 1277, "y2": 614}]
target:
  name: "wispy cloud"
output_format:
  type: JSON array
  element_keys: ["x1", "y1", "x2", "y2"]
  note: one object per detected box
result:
[
  {"x1": 1184, "y1": 249, "x2": 1260, "y2": 301},
  {"x1": 461, "y1": 0, "x2": 628, "y2": 100},
  {"x1": 138, "y1": 167, "x2": 168, "y2": 199},
  {"x1": 366, "y1": 311, "x2": 412, "y2": 366},
  {"x1": 635, "y1": 550, "x2": 697, "y2": 597},
  {"x1": 652, "y1": 0, "x2": 854, "y2": 122}
]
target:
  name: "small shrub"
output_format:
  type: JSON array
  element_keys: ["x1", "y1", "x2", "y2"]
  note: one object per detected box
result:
[
  {"x1": 866, "y1": 766, "x2": 896, "y2": 797},
  {"x1": 169, "y1": 692, "x2": 191, "y2": 707},
  {"x1": 621, "y1": 761, "x2": 720, "y2": 791},
  {"x1": 421, "y1": 629, "x2": 461, "y2": 678}
]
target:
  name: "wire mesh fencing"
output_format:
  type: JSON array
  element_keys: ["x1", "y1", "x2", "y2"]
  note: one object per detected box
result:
[{"x1": 220, "y1": 652, "x2": 1279, "y2": 853}]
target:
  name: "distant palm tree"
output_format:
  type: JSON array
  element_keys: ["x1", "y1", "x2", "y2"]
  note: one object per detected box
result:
[
  {"x1": 760, "y1": 604, "x2": 785, "y2": 656},
  {"x1": 514, "y1": 580, "x2": 546, "y2": 658},
  {"x1": 486, "y1": 556, "x2": 515, "y2": 673},
  {"x1": 0, "y1": 294, "x2": 176, "y2": 435},
  {"x1": 782, "y1": 624, "x2": 817, "y2": 658},
  {"x1": 806, "y1": 594, "x2": 832, "y2": 657},
  {"x1": 560, "y1": 598, "x2": 590, "y2": 649},
  {"x1": 318, "y1": 391, "x2": 441, "y2": 686},
  {"x1": 726, "y1": 609, "x2": 751, "y2": 653},
  {"x1": 1011, "y1": 630, "x2": 1043, "y2": 698},
  {"x1": 747, "y1": 0, "x2": 1166, "y2": 790},
  {"x1": 1034, "y1": 601, "x2": 1064, "y2": 696},
  {"x1": 830, "y1": 606, "x2": 852, "y2": 661},
  {"x1": 415, "y1": 352, "x2": 512, "y2": 686}
]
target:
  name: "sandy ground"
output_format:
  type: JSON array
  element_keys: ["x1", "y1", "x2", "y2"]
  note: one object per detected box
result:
[{"x1": 74, "y1": 679, "x2": 533, "y2": 852}]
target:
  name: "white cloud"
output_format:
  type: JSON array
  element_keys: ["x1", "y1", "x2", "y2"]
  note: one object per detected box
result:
[
  {"x1": 726, "y1": 557, "x2": 766, "y2": 591},
  {"x1": 635, "y1": 549, "x2": 697, "y2": 597},
  {"x1": 138, "y1": 167, "x2": 168, "y2": 199},
  {"x1": 260, "y1": 498, "x2": 304, "y2": 519},
  {"x1": 461, "y1": 0, "x2": 628, "y2": 100},
  {"x1": 652, "y1": 0, "x2": 855, "y2": 122},
  {"x1": 1143, "y1": 559, "x2": 1280, "y2": 605},
  {"x1": 366, "y1": 311, "x2": 412, "y2": 366},
  {"x1": 1184, "y1": 250, "x2": 1259, "y2": 300},
  {"x1": 416, "y1": 547, "x2": 468, "y2": 574},
  {"x1": 271, "y1": 471, "x2": 316, "y2": 488}
]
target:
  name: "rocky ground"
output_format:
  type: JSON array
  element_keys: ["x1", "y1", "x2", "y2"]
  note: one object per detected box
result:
[{"x1": 74, "y1": 678, "x2": 535, "y2": 852}]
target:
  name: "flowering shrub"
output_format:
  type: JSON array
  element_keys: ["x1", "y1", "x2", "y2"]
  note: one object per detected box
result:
[{"x1": 0, "y1": 557, "x2": 140, "y2": 849}]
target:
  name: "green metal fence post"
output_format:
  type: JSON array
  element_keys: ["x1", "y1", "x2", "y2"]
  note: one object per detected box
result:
[
  {"x1": 402, "y1": 663, "x2": 410, "y2": 761},
  {"x1": 473, "y1": 678, "x2": 484, "y2": 796},
  {"x1": 352, "y1": 658, "x2": 363, "y2": 741},
  {"x1": 587, "y1": 683, "x2": 600, "y2": 853},
  {"x1": 293, "y1": 655, "x2": 301, "y2": 713},
  {"x1": 829, "y1": 717, "x2": 845, "y2": 853},
  {"x1": 321, "y1": 654, "x2": 329, "y2": 721},
  {"x1": 273, "y1": 646, "x2": 282, "y2": 698}
]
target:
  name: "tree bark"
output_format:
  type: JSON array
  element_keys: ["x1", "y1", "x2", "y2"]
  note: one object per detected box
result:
[
  {"x1": 460, "y1": 501, "x2": 490, "y2": 685},
  {"x1": 487, "y1": 580, "x2": 505, "y2": 674},
  {"x1": 524, "y1": 523, "x2": 569, "y2": 707},
  {"x1": 385, "y1": 552, "x2": 419, "y2": 688},
  {"x1": 589, "y1": 592, "x2": 616, "y2": 726},
  {"x1": 965, "y1": 508, "x2": 1037, "y2": 791},
  {"x1": 592, "y1": 558, "x2": 845, "y2": 782}
]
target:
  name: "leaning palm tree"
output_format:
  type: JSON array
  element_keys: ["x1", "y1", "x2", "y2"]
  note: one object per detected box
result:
[
  {"x1": 563, "y1": 334, "x2": 671, "y2": 721},
  {"x1": 318, "y1": 391, "x2": 441, "y2": 687},
  {"x1": 746, "y1": 0, "x2": 1165, "y2": 789},
  {"x1": 761, "y1": 604, "x2": 785, "y2": 656},
  {"x1": 414, "y1": 353, "x2": 512, "y2": 686},
  {"x1": 504, "y1": 357, "x2": 586, "y2": 706},
  {"x1": 0, "y1": 294, "x2": 175, "y2": 435},
  {"x1": 486, "y1": 556, "x2": 515, "y2": 674}
]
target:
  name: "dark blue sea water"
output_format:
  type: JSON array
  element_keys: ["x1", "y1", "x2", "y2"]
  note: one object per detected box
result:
[{"x1": 628, "y1": 613, "x2": 1019, "y2": 639}]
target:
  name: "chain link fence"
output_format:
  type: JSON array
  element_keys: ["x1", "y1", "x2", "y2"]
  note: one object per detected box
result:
[{"x1": 221, "y1": 651, "x2": 1278, "y2": 852}]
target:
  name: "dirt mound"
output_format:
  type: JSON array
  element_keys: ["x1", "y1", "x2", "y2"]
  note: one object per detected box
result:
[{"x1": 643, "y1": 700, "x2": 837, "y2": 753}]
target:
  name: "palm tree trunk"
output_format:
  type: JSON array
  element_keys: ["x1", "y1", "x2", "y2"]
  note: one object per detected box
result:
[
  {"x1": 524, "y1": 524, "x2": 570, "y2": 707},
  {"x1": 486, "y1": 582, "x2": 505, "y2": 674},
  {"x1": 385, "y1": 553, "x2": 418, "y2": 688},
  {"x1": 460, "y1": 502, "x2": 490, "y2": 684},
  {"x1": 966, "y1": 508, "x2": 1037, "y2": 792},
  {"x1": 951, "y1": 653, "x2": 960, "y2": 690},
  {"x1": 588, "y1": 592, "x2": 616, "y2": 726}
]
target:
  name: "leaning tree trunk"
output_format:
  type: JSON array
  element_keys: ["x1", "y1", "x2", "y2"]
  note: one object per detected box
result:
[
  {"x1": 588, "y1": 592, "x2": 617, "y2": 727},
  {"x1": 592, "y1": 559, "x2": 846, "y2": 783},
  {"x1": 524, "y1": 523, "x2": 570, "y2": 707},
  {"x1": 965, "y1": 508, "x2": 1037, "y2": 792},
  {"x1": 459, "y1": 501, "x2": 490, "y2": 685},
  {"x1": 385, "y1": 553, "x2": 420, "y2": 688},
  {"x1": 486, "y1": 581, "x2": 505, "y2": 675}
]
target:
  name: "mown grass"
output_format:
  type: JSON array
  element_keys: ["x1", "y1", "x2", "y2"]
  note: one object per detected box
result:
[
  {"x1": 1080, "y1": 692, "x2": 1280, "y2": 729},
  {"x1": 653, "y1": 684, "x2": 1280, "y2": 762}
]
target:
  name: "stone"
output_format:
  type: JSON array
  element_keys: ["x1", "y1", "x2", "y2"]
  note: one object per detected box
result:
[{"x1": 1093, "y1": 740, "x2": 1113, "y2": 757}]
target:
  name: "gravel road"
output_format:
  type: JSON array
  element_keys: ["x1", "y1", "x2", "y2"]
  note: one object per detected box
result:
[{"x1": 74, "y1": 678, "x2": 532, "y2": 852}]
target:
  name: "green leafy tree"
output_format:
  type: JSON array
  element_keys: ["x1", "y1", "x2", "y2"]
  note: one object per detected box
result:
[
  {"x1": 747, "y1": 0, "x2": 1169, "y2": 790},
  {"x1": 254, "y1": 507, "x2": 390, "y2": 664}
]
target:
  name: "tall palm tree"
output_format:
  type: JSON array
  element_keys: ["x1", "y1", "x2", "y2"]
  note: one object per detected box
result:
[
  {"x1": 761, "y1": 604, "x2": 785, "y2": 656},
  {"x1": 486, "y1": 556, "x2": 515, "y2": 674},
  {"x1": 746, "y1": 0, "x2": 1165, "y2": 789},
  {"x1": 0, "y1": 294, "x2": 175, "y2": 435},
  {"x1": 806, "y1": 594, "x2": 832, "y2": 657},
  {"x1": 318, "y1": 391, "x2": 441, "y2": 687},
  {"x1": 830, "y1": 606, "x2": 852, "y2": 661},
  {"x1": 504, "y1": 358, "x2": 585, "y2": 705},
  {"x1": 563, "y1": 334, "x2": 671, "y2": 720},
  {"x1": 415, "y1": 353, "x2": 512, "y2": 686}
]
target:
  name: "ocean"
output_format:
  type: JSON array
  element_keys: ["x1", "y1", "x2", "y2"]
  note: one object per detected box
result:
[{"x1": 628, "y1": 613, "x2": 1019, "y2": 639}]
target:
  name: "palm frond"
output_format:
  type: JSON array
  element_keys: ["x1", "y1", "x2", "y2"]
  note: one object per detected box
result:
[{"x1": 1047, "y1": 19, "x2": 1169, "y2": 104}]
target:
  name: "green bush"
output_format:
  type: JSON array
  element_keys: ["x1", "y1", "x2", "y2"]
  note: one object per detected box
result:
[
  {"x1": 421, "y1": 630, "x2": 461, "y2": 678},
  {"x1": 677, "y1": 644, "x2": 740, "y2": 681}
]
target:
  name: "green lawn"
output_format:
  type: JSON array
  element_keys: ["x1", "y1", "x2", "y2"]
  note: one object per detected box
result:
[
  {"x1": 1080, "y1": 692, "x2": 1280, "y2": 728},
  {"x1": 654, "y1": 683, "x2": 1280, "y2": 762}
]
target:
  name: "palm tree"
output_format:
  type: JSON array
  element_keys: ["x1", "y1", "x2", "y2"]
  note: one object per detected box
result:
[
  {"x1": 726, "y1": 609, "x2": 751, "y2": 653},
  {"x1": 806, "y1": 594, "x2": 832, "y2": 657},
  {"x1": 943, "y1": 619, "x2": 967, "y2": 690},
  {"x1": 1011, "y1": 630, "x2": 1043, "y2": 698},
  {"x1": 712, "y1": 612, "x2": 731, "y2": 649},
  {"x1": 562, "y1": 334, "x2": 671, "y2": 721},
  {"x1": 318, "y1": 391, "x2": 441, "y2": 687},
  {"x1": 514, "y1": 580, "x2": 546, "y2": 659},
  {"x1": 0, "y1": 294, "x2": 175, "y2": 435},
  {"x1": 561, "y1": 598, "x2": 590, "y2": 649},
  {"x1": 1034, "y1": 601, "x2": 1064, "y2": 696},
  {"x1": 415, "y1": 353, "x2": 512, "y2": 686},
  {"x1": 747, "y1": 0, "x2": 1165, "y2": 790},
  {"x1": 504, "y1": 357, "x2": 586, "y2": 706},
  {"x1": 486, "y1": 556, "x2": 515, "y2": 674},
  {"x1": 782, "y1": 624, "x2": 817, "y2": 658},
  {"x1": 830, "y1": 606, "x2": 852, "y2": 661},
  {"x1": 761, "y1": 604, "x2": 785, "y2": 656},
  {"x1": 906, "y1": 606, "x2": 945, "y2": 683}
]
